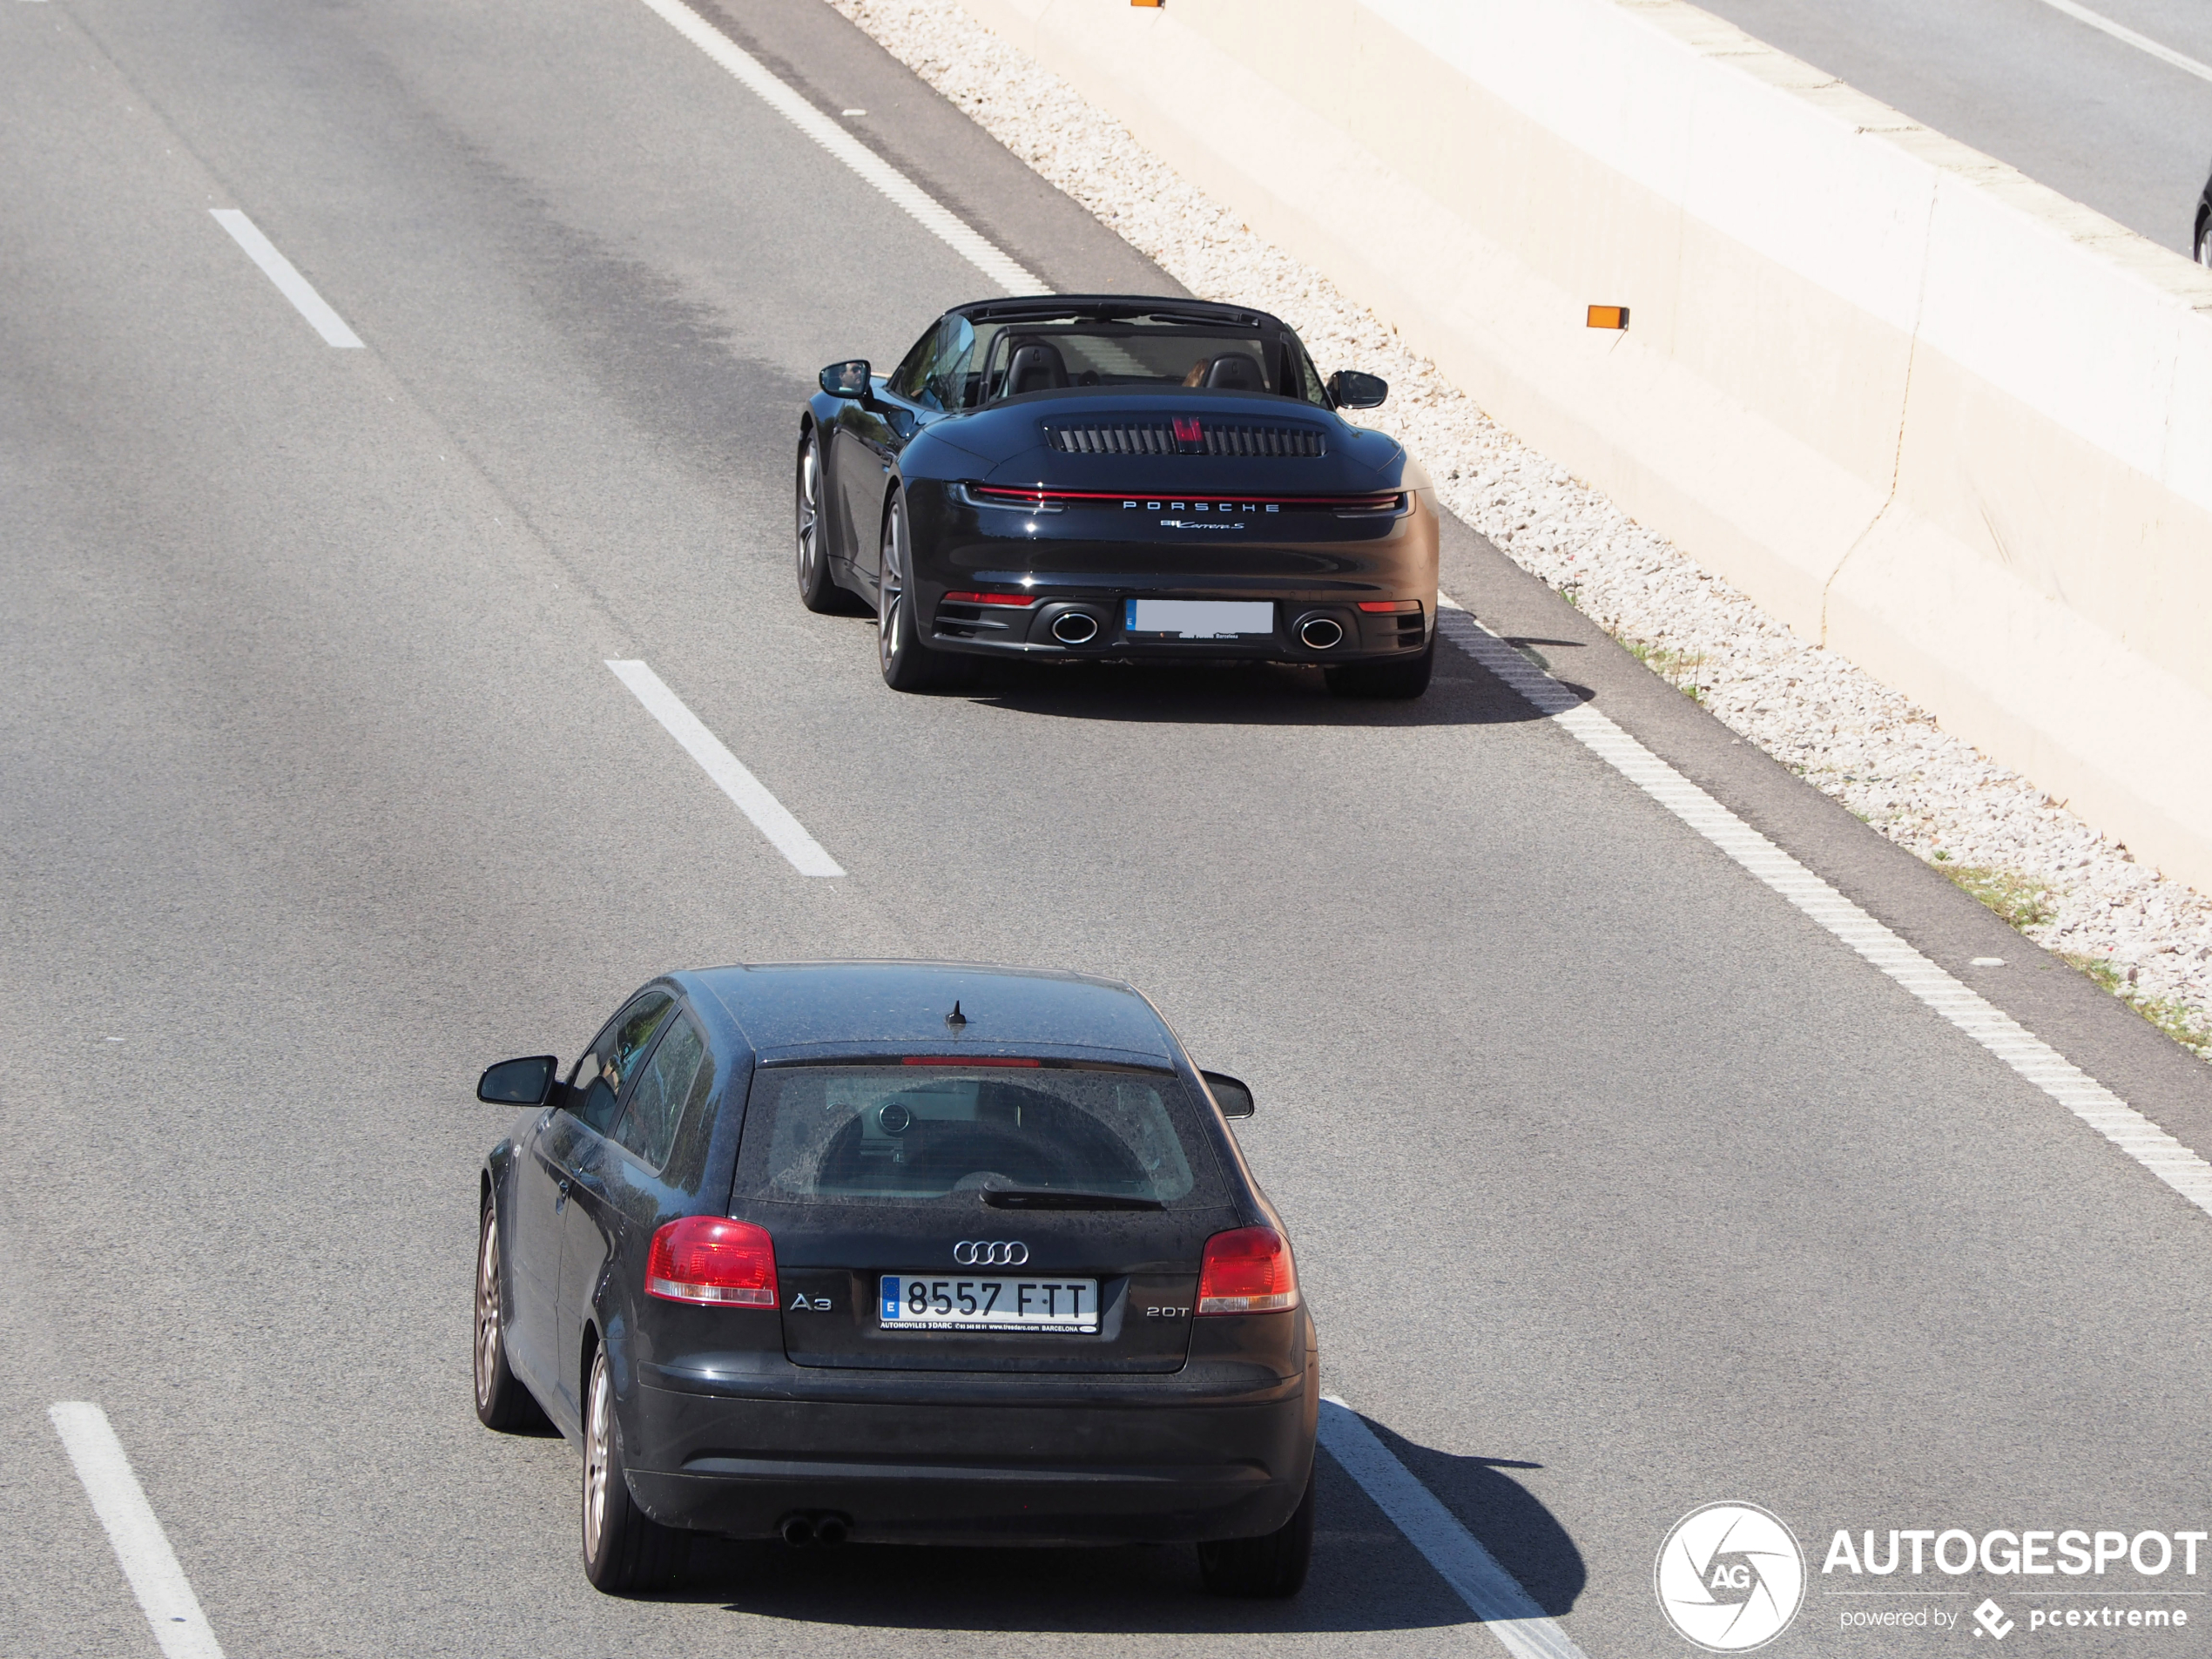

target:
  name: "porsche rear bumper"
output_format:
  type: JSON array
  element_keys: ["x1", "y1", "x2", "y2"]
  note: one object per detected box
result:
[{"x1": 906, "y1": 481, "x2": 1440, "y2": 666}]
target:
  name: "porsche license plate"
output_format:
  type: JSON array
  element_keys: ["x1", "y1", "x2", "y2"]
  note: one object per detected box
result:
[
  {"x1": 880, "y1": 1275, "x2": 1099, "y2": 1332},
  {"x1": 1124, "y1": 598, "x2": 1274, "y2": 639}
]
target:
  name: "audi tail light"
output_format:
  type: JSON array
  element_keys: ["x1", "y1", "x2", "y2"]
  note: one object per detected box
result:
[
  {"x1": 646, "y1": 1217, "x2": 777, "y2": 1307},
  {"x1": 1196, "y1": 1226, "x2": 1298, "y2": 1315}
]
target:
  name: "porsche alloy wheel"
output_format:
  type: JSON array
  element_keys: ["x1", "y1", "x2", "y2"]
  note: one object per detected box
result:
[
  {"x1": 795, "y1": 432, "x2": 846, "y2": 614},
  {"x1": 877, "y1": 496, "x2": 953, "y2": 691}
]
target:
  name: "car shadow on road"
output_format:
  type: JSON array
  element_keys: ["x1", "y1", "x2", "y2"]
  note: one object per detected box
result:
[
  {"x1": 944, "y1": 654, "x2": 1590, "y2": 729},
  {"x1": 648, "y1": 1428, "x2": 1585, "y2": 1636}
]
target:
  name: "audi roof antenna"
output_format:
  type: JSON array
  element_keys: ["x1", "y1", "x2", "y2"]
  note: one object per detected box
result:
[{"x1": 945, "y1": 1000, "x2": 968, "y2": 1031}]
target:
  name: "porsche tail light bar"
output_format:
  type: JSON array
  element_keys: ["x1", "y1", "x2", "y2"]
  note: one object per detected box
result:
[
  {"x1": 1196, "y1": 1226, "x2": 1299, "y2": 1314},
  {"x1": 965, "y1": 483, "x2": 1404, "y2": 516},
  {"x1": 942, "y1": 590, "x2": 1038, "y2": 607},
  {"x1": 646, "y1": 1217, "x2": 778, "y2": 1307}
]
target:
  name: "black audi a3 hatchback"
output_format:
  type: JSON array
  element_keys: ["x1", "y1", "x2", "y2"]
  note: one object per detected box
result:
[
  {"x1": 798, "y1": 294, "x2": 1440, "y2": 698},
  {"x1": 472, "y1": 962, "x2": 1318, "y2": 1596}
]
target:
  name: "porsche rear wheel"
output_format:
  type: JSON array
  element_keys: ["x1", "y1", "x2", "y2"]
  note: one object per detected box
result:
[
  {"x1": 877, "y1": 496, "x2": 956, "y2": 691},
  {"x1": 795, "y1": 431, "x2": 847, "y2": 614},
  {"x1": 1325, "y1": 632, "x2": 1434, "y2": 699}
]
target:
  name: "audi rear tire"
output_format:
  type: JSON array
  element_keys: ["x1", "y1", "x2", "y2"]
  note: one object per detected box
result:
[
  {"x1": 581, "y1": 1345, "x2": 685, "y2": 1594},
  {"x1": 1197, "y1": 1465, "x2": 1316, "y2": 1598}
]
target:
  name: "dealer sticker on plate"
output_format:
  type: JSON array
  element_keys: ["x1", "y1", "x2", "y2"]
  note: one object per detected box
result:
[
  {"x1": 880, "y1": 1275, "x2": 1099, "y2": 1332},
  {"x1": 1124, "y1": 599, "x2": 1274, "y2": 639}
]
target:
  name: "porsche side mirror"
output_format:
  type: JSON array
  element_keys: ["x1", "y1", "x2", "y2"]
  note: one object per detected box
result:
[
  {"x1": 1203, "y1": 1070, "x2": 1255, "y2": 1119},
  {"x1": 819, "y1": 359, "x2": 873, "y2": 400},
  {"x1": 479, "y1": 1055, "x2": 558, "y2": 1107},
  {"x1": 1327, "y1": 369, "x2": 1388, "y2": 410}
]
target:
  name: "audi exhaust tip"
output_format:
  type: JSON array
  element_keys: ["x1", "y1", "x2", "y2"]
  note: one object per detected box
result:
[{"x1": 780, "y1": 1515, "x2": 816, "y2": 1548}]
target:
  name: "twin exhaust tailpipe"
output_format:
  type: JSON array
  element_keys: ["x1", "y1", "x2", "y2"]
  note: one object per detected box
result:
[
  {"x1": 1298, "y1": 616, "x2": 1345, "y2": 651},
  {"x1": 780, "y1": 1513, "x2": 852, "y2": 1548},
  {"x1": 1043, "y1": 610, "x2": 1336, "y2": 650},
  {"x1": 1049, "y1": 610, "x2": 1343, "y2": 649}
]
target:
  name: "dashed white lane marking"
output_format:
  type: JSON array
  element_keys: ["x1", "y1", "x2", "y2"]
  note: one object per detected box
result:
[
  {"x1": 1319, "y1": 1399, "x2": 1588, "y2": 1659},
  {"x1": 631, "y1": 0, "x2": 1045, "y2": 294},
  {"x1": 1435, "y1": 597, "x2": 2212, "y2": 1219},
  {"x1": 605, "y1": 659, "x2": 846, "y2": 877},
  {"x1": 50, "y1": 1403, "x2": 226, "y2": 1659},
  {"x1": 2030, "y1": 0, "x2": 2212, "y2": 84},
  {"x1": 208, "y1": 210, "x2": 363, "y2": 347}
]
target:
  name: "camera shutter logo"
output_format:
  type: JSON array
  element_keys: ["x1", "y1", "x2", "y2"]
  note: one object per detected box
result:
[{"x1": 1655, "y1": 1502, "x2": 1806, "y2": 1651}]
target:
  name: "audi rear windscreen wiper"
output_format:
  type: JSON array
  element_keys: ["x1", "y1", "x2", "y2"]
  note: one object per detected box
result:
[{"x1": 981, "y1": 1188, "x2": 1165, "y2": 1211}]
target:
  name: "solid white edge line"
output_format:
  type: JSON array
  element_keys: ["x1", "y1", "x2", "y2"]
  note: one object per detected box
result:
[
  {"x1": 207, "y1": 210, "x2": 364, "y2": 348},
  {"x1": 1318, "y1": 1398, "x2": 1588, "y2": 1659},
  {"x1": 49, "y1": 1403, "x2": 226, "y2": 1659},
  {"x1": 1433, "y1": 596, "x2": 2212, "y2": 1218},
  {"x1": 631, "y1": 0, "x2": 1047, "y2": 295},
  {"x1": 605, "y1": 659, "x2": 846, "y2": 877},
  {"x1": 2030, "y1": 0, "x2": 2212, "y2": 84}
]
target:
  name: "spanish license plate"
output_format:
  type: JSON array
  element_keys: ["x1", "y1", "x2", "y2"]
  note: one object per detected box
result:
[
  {"x1": 1124, "y1": 598, "x2": 1274, "y2": 639},
  {"x1": 880, "y1": 1275, "x2": 1100, "y2": 1332}
]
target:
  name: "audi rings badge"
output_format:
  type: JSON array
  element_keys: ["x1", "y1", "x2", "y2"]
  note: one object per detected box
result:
[{"x1": 954, "y1": 1240, "x2": 1029, "y2": 1267}]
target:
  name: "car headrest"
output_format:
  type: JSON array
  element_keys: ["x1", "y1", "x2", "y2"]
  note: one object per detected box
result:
[
  {"x1": 1204, "y1": 353, "x2": 1265, "y2": 391},
  {"x1": 1007, "y1": 341, "x2": 1069, "y2": 395}
]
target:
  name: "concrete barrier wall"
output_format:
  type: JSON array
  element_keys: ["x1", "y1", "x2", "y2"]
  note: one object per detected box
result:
[{"x1": 959, "y1": 0, "x2": 2212, "y2": 896}]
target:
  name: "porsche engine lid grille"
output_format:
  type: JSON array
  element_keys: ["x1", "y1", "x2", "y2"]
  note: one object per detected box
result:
[{"x1": 1045, "y1": 421, "x2": 1326, "y2": 458}]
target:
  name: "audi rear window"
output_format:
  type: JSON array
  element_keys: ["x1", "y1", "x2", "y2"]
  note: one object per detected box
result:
[{"x1": 737, "y1": 1064, "x2": 1216, "y2": 1205}]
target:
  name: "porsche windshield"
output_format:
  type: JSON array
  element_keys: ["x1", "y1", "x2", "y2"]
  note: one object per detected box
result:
[
  {"x1": 895, "y1": 312, "x2": 1327, "y2": 411},
  {"x1": 740, "y1": 1063, "x2": 1210, "y2": 1204}
]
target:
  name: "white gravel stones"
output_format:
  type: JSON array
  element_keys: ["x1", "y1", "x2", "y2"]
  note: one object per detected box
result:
[{"x1": 829, "y1": 0, "x2": 2212, "y2": 1059}]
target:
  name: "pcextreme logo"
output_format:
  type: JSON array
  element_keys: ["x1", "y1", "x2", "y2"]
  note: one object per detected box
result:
[{"x1": 1656, "y1": 1502, "x2": 1808, "y2": 1652}]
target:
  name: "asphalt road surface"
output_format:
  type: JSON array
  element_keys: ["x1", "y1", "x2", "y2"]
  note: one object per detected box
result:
[
  {"x1": 6, "y1": 0, "x2": 2212, "y2": 1655},
  {"x1": 1695, "y1": 0, "x2": 2212, "y2": 253}
]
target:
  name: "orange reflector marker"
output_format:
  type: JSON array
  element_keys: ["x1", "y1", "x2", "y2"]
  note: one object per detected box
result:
[
  {"x1": 1131, "y1": 0, "x2": 1164, "y2": 7},
  {"x1": 1588, "y1": 305, "x2": 1629, "y2": 330}
]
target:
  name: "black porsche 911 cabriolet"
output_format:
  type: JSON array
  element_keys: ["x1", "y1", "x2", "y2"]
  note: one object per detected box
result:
[{"x1": 798, "y1": 295, "x2": 1440, "y2": 698}]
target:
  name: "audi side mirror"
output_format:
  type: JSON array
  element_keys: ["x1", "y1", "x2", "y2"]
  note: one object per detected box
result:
[
  {"x1": 819, "y1": 359, "x2": 873, "y2": 400},
  {"x1": 479, "y1": 1055, "x2": 558, "y2": 1107},
  {"x1": 1203, "y1": 1070, "x2": 1255, "y2": 1119},
  {"x1": 1327, "y1": 369, "x2": 1388, "y2": 410}
]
